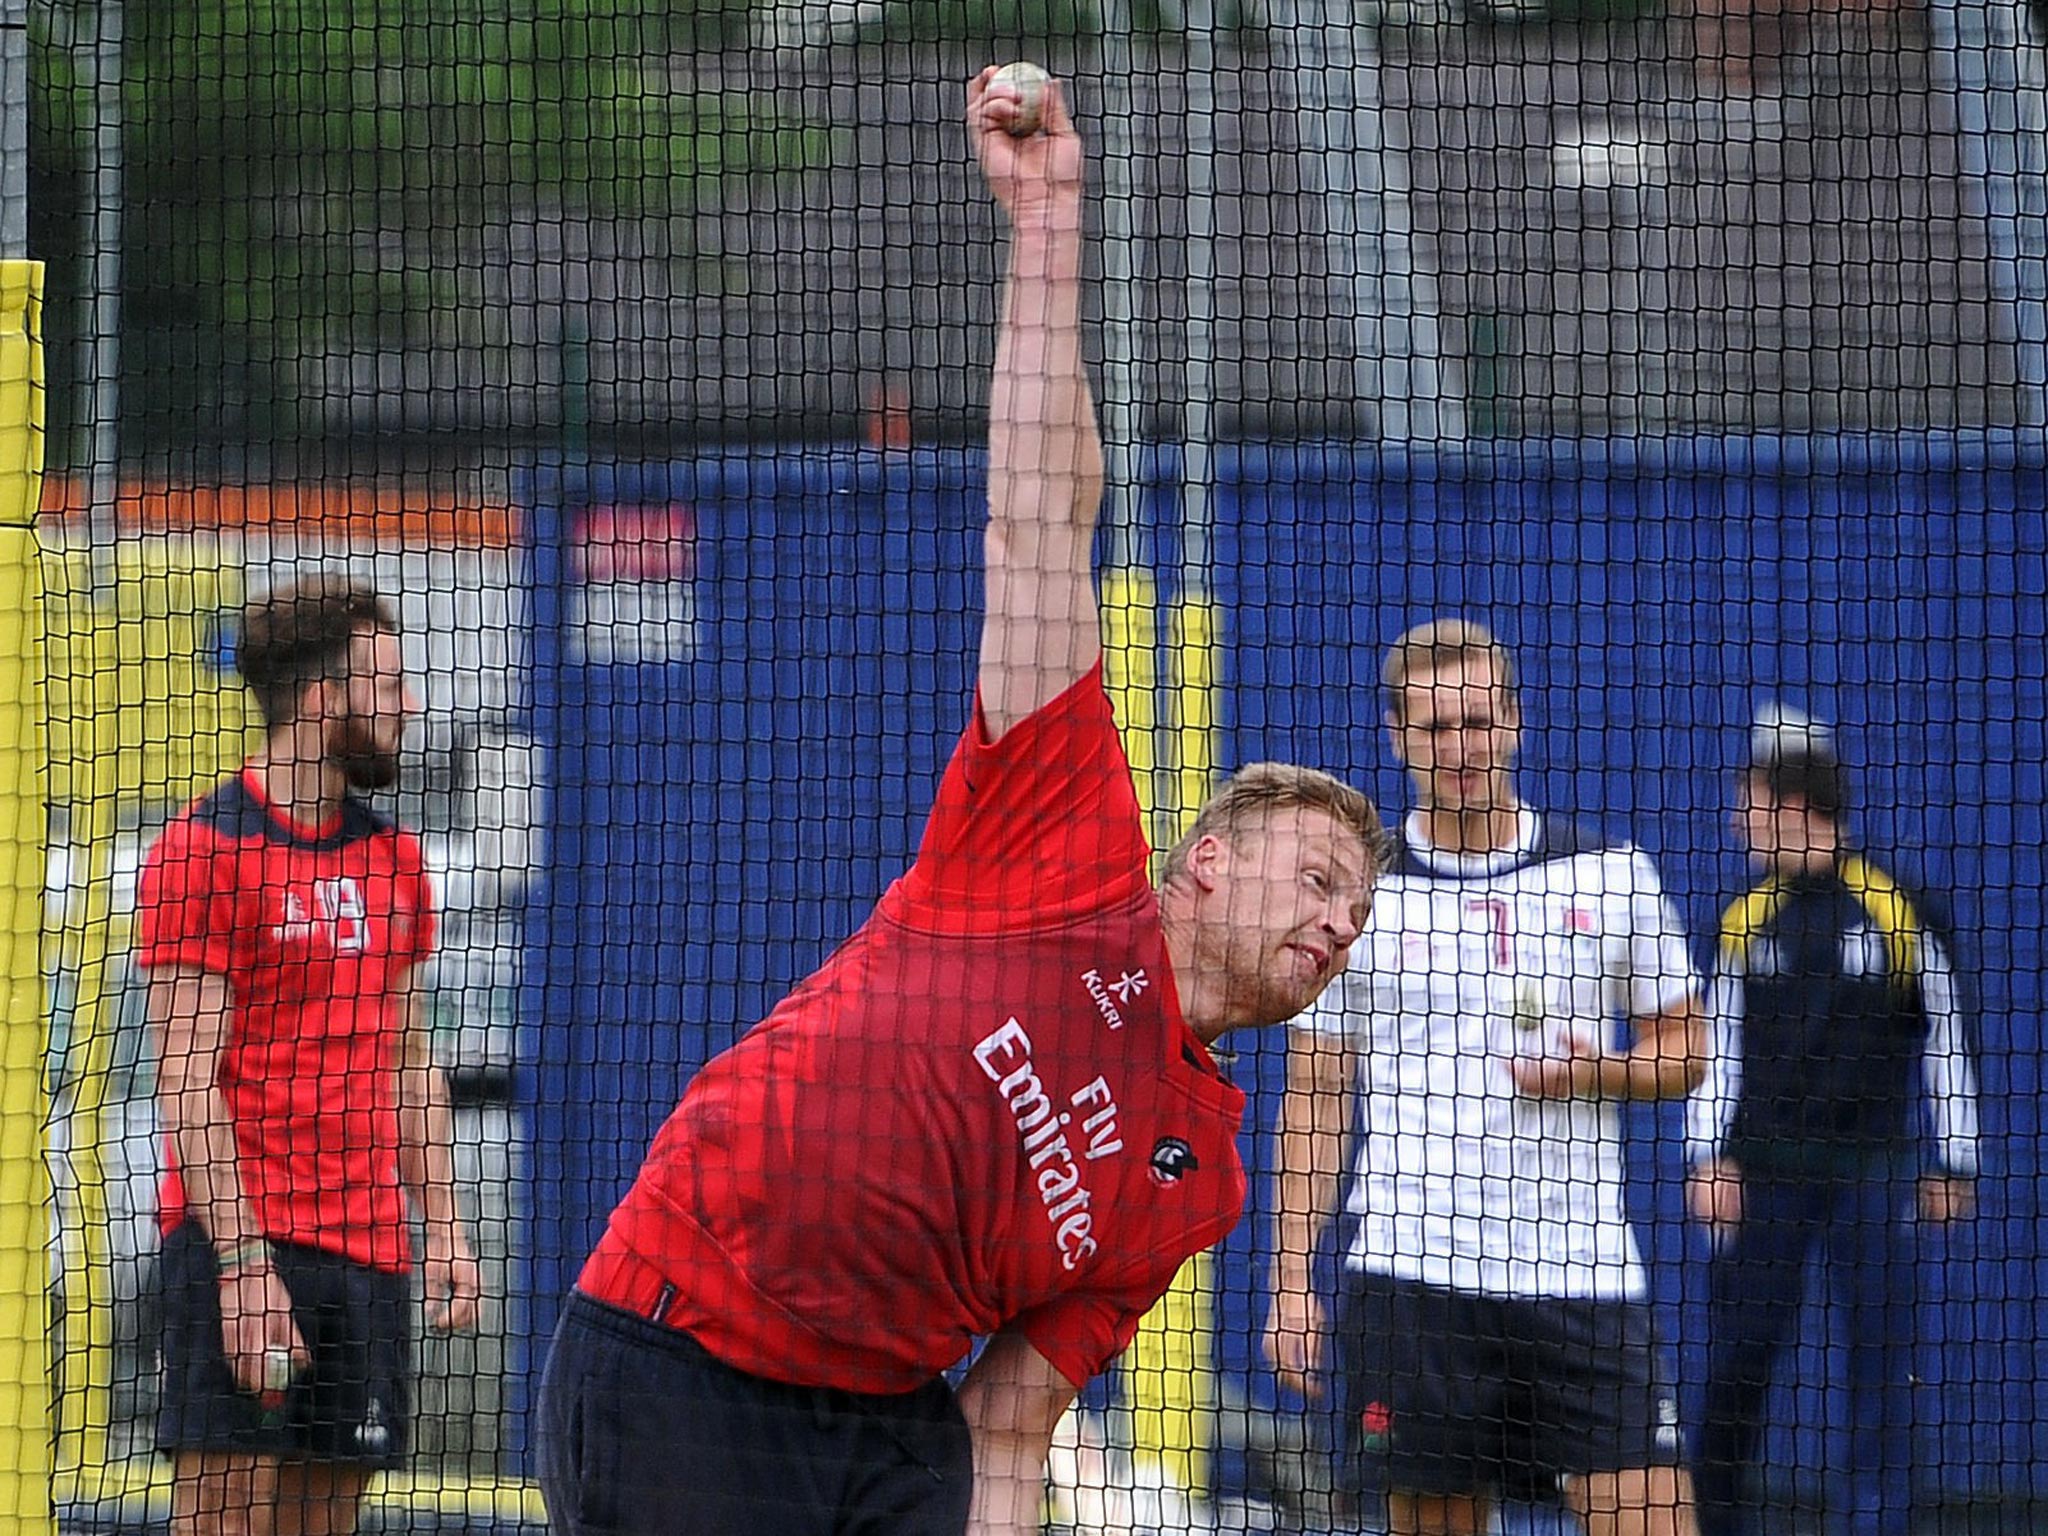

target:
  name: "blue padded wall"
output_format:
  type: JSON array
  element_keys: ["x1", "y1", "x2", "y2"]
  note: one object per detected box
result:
[{"x1": 522, "y1": 436, "x2": 2046, "y2": 1499}]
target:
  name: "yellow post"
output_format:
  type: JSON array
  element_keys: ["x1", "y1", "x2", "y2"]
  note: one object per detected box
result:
[
  {"x1": 1167, "y1": 595, "x2": 1218, "y2": 839},
  {"x1": 39, "y1": 537, "x2": 122, "y2": 1488},
  {"x1": 0, "y1": 258, "x2": 58, "y2": 1533},
  {"x1": 1125, "y1": 1249, "x2": 1217, "y2": 1496},
  {"x1": 47, "y1": 803, "x2": 117, "y2": 1484},
  {"x1": 39, "y1": 536, "x2": 254, "y2": 1500},
  {"x1": 1119, "y1": 589, "x2": 1223, "y2": 1498},
  {"x1": 1098, "y1": 566, "x2": 1160, "y2": 820}
]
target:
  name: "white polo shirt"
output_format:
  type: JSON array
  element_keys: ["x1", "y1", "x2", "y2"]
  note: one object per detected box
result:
[{"x1": 1298, "y1": 809, "x2": 1700, "y2": 1301}]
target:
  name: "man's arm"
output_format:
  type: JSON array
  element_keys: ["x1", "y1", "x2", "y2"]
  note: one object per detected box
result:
[
  {"x1": 1513, "y1": 858, "x2": 1707, "y2": 1101},
  {"x1": 396, "y1": 979, "x2": 481, "y2": 1333},
  {"x1": 1685, "y1": 967, "x2": 1746, "y2": 1237},
  {"x1": 1918, "y1": 929, "x2": 1980, "y2": 1222},
  {"x1": 150, "y1": 965, "x2": 309, "y2": 1392},
  {"x1": 1264, "y1": 1026, "x2": 1354, "y2": 1398},
  {"x1": 968, "y1": 67, "x2": 1106, "y2": 742},
  {"x1": 1685, "y1": 968, "x2": 1743, "y2": 1163},
  {"x1": 1602, "y1": 996, "x2": 1707, "y2": 1099},
  {"x1": 956, "y1": 1329, "x2": 1079, "y2": 1536},
  {"x1": 1509, "y1": 996, "x2": 1706, "y2": 1101}
]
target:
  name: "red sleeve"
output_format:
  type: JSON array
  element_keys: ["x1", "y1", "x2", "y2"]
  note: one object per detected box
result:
[
  {"x1": 134, "y1": 816, "x2": 250, "y2": 977},
  {"x1": 885, "y1": 663, "x2": 1152, "y2": 933},
  {"x1": 395, "y1": 830, "x2": 438, "y2": 967},
  {"x1": 1013, "y1": 1275, "x2": 1167, "y2": 1390}
]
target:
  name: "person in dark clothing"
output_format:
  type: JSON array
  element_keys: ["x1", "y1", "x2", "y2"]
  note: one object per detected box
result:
[{"x1": 1685, "y1": 704, "x2": 1980, "y2": 1536}]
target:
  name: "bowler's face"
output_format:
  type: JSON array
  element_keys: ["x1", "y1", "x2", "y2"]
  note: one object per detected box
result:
[{"x1": 1212, "y1": 806, "x2": 1374, "y2": 1026}]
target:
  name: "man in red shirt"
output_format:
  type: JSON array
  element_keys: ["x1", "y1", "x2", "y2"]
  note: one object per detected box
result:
[
  {"x1": 136, "y1": 579, "x2": 481, "y2": 1536},
  {"x1": 535, "y1": 71, "x2": 1385, "y2": 1536}
]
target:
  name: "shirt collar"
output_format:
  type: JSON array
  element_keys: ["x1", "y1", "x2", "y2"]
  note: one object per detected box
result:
[{"x1": 1403, "y1": 806, "x2": 1541, "y2": 878}]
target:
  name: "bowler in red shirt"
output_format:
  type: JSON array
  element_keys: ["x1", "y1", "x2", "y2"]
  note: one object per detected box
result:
[{"x1": 535, "y1": 71, "x2": 1385, "y2": 1536}]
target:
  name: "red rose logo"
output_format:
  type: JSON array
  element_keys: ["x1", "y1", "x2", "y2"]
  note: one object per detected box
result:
[{"x1": 1359, "y1": 1400, "x2": 1394, "y2": 1450}]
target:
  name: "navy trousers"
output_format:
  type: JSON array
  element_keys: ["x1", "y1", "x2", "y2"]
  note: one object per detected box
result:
[
  {"x1": 1694, "y1": 1166, "x2": 1920, "y2": 1536},
  {"x1": 537, "y1": 1293, "x2": 973, "y2": 1536}
]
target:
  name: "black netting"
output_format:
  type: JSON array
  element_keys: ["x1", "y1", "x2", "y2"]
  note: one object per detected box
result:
[{"x1": 7, "y1": 3, "x2": 2045, "y2": 1532}]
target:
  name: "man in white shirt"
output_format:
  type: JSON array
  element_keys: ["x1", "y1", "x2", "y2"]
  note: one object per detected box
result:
[{"x1": 1265, "y1": 619, "x2": 1706, "y2": 1536}]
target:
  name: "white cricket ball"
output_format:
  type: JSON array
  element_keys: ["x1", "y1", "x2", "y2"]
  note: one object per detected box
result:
[
  {"x1": 990, "y1": 61, "x2": 1052, "y2": 137},
  {"x1": 263, "y1": 1347, "x2": 295, "y2": 1396}
]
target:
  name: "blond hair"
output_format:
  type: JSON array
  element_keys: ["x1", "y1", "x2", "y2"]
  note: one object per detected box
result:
[
  {"x1": 1160, "y1": 762, "x2": 1387, "y2": 885},
  {"x1": 1382, "y1": 618, "x2": 1516, "y2": 720}
]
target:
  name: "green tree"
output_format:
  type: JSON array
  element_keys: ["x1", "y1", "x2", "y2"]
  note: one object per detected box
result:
[
  {"x1": 26, "y1": 1, "x2": 106, "y2": 465},
  {"x1": 40, "y1": 0, "x2": 830, "y2": 450}
]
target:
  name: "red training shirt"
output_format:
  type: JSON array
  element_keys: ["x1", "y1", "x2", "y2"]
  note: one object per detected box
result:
[
  {"x1": 135, "y1": 770, "x2": 437, "y2": 1274},
  {"x1": 581, "y1": 663, "x2": 1249, "y2": 1394}
]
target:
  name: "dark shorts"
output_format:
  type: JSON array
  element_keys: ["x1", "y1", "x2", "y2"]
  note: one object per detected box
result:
[
  {"x1": 538, "y1": 1292, "x2": 973, "y2": 1536},
  {"x1": 155, "y1": 1219, "x2": 412, "y2": 1468},
  {"x1": 1334, "y1": 1269, "x2": 1682, "y2": 1498}
]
